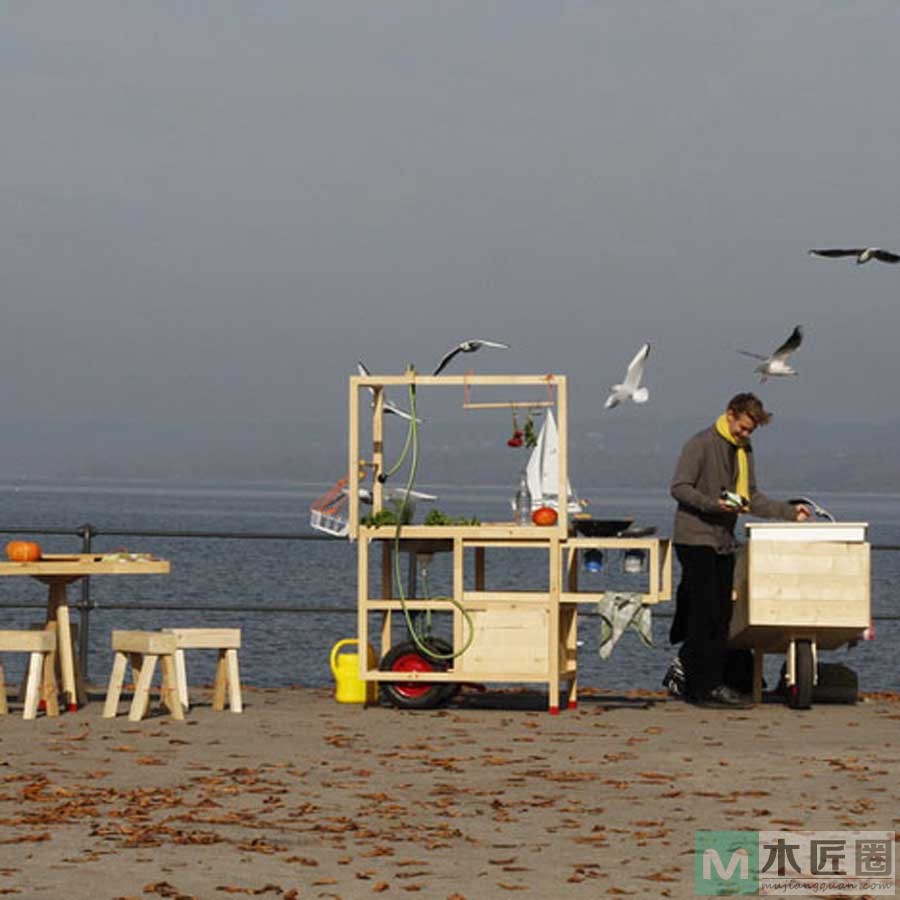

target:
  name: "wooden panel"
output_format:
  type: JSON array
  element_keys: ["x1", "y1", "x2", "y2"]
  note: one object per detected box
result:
[
  {"x1": 737, "y1": 541, "x2": 870, "y2": 630},
  {"x1": 454, "y1": 607, "x2": 549, "y2": 676}
]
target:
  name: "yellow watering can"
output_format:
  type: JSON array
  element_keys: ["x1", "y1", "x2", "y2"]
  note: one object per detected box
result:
[{"x1": 330, "y1": 639, "x2": 378, "y2": 704}]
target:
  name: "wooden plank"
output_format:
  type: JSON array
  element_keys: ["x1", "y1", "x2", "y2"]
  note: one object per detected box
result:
[
  {"x1": 129, "y1": 654, "x2": 158, "y2": 722},
  {"x1": 357, "y1": 374, "x2": 565, "y2": 387},
  {"x1": 112, "y1": 631, "x2": 177, "y2": 655},
  {"x1": 0, "y1": 557, "x2": 170, "y2": 576},
  {"x1": 0, "y1": 630, "x2": 55, "y2": 652},
  {"x1": 102, "y1": 652, "x2": 128, "y2": 718},
  {"x1": 160, "y1": 654, "x2": 184, "y2": 721},
  {"x1": 165, "y1": 628, "x2": 241, "y2": 650},
  {"x1": 225, "y1": 648, "x2": 242, "y2": 713},
  {"x1": 462, "y1": 401, "x2": 555, "y2": 410},
  {"x1": 348, "y1": 376, "x2": 360, "y2": 540},
  {"x1": 357, "y1": 532, "x2": 369, "y2": 678}
]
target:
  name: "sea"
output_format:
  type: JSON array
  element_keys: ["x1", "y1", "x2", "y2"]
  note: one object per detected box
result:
[{"x1": 1, "y1": 479, "x2": 897, "y2": 694}]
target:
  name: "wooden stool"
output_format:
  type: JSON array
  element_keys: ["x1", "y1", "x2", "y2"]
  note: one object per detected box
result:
[
  {"x1": 26, "y1": 621, "x2": 87, "y2": 708},
  {"x1": 0, "y1": 630, "x2": 59, "y2": 720},
  {"x1": 162, "y1": 628, "x2": 242, "y2": 713},
  {"x1": 103, "y1": 631, "x2": 183, "y2": 722}
]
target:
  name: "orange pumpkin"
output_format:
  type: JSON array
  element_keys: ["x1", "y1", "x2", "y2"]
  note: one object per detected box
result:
[
  {"x1": 6, "y1": 540, "x2": 42, "y2": 562},
  {"x1": 531, "y1": 506, "x2": 559, "y2": 527}
]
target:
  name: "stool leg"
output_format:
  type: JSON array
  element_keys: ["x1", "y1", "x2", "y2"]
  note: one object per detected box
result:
[
  {"x1": 160, "y1": 655, "x2": 184, "y2": 721},
  {"x1": 103, "y1": 651, "x2": 128, "y2": 718},
  {"x1": 129, "y1": 655, "x2": 158, "y2": 722},
  {"x1": 225, "y1": 648, "x2": 242, "y2": 713},
  {"x1": 173, "y1": 648, "x2": 189, "y2": 712},
  {"x1": 0, "y1": 658, "x2": 7, "y2": 715},
  {"x1": 73, "y1": 645, "x2": 88, "y2": 708},
  {"x1": 23, "y1": 652, "x2": 44, "y2": 720},
  {"x1": 41, "y1": 653, "x2": 59, "y2": 717},
  {"x1": 212, "y1": 651, "x2": 227, "y2": 711}
]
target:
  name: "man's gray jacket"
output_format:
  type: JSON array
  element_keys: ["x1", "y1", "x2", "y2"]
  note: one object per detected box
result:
[{"x1": 670, "y1": 424, "x2": 796, "y2": 553}]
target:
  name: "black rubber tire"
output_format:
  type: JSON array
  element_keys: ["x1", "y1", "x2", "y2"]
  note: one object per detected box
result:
[
  {"x1": 427, "y1": 637, "x2": 461, "y2": 704},
  {"x1": 787, "y1": 640, "x2": 814, "y2": 710},
  {"x1": 379, "y1": 640, "x2": 450, "y2": 710}
]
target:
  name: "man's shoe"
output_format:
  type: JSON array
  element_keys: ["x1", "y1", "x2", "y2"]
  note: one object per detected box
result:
[
  {"x1": 662, "y1": 657, "x2": 687, "y2": 697},
  {"x1": 693, "y1": 685, "x2": 754, "y2": 709}
]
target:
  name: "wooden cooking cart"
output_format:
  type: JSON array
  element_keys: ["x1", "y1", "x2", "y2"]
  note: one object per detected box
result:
[{"x1": 348, "y1": 372, "x2": 672, "y2": 712}]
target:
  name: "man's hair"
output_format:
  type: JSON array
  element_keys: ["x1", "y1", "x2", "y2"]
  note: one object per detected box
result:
[{"x1": 727, "y1": 392, "x2": 772, "y2": 426}]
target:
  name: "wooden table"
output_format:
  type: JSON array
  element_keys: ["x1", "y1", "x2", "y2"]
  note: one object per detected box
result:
[{"x1": 0, "y1": 553, "x2": 170, "y2": 710}]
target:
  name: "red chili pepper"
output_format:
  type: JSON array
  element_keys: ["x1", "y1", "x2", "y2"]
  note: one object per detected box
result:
[{"x1": 507, "y1": 430, "x2": 524, "y2": 448}]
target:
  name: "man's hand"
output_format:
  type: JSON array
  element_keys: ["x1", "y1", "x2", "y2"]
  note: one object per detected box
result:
[
  {"x1": 718, "y1": 498, "x2": 749, "y2": 514},
  {"x1": 794, "y1": 504, "x2": 812, "y2": 522}
]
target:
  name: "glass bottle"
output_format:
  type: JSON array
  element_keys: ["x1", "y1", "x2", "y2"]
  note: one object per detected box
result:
[{"x1": 514, "y1": 469, "x2": 532, "y2": 526}]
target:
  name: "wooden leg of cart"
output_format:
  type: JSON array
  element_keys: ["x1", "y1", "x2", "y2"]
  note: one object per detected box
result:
[
  {"x1": 547, "y1": 536, "x2": 561, "y2": 714},
  {"x1": 562, "y1": 604, "x2": 578, "y2": 709},
  {"x1": 752, "y1": 648, "x2": 764, "y2": 704}
]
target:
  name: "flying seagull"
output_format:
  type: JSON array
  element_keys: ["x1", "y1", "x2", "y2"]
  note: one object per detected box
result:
[
  {"x1": 809, "y1": 248, "x2": 900, "y2": 265},
  {"x1": 737, "y1": 325, "x2": 803, "y2": 383},
  {"x1": 604, "y1": 342, "x2": 651, "y2": 410},
  {"x1": 357, "y1": 361, "x2": 422, "y2": 422},
  {"x1": 432, "y1": 339, "x2": 510, "y2": 376}
]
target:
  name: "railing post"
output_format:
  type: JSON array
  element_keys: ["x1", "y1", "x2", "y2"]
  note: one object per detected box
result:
[{"x1": 78, "y1": 523, "x2": 95, "y2": 681}]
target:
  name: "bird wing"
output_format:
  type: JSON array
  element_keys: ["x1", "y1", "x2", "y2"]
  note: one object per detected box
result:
[
  {"x1": 872, "y1": 249, "x2": 900, "y2": 264},
  {"x1": 383, "y1": 398, "x2": 423, "y2": 423},
  {"x1": 772, "y1": 325, "x2": 803, "y2": 360},
  {"x1": 737, "y1": 350, "x2": 768, "y2": 361},
  {"x1": 808, "y1": 249, "x2": 864, "y2": 258},
  {"x1": 432, "y1": 346, "x2": 462, "y2": 376},
  {"x1": 357, "y1": 361, "x2": 376, "y2": 397},
  {"x1": 622, "y1": 343, "x2": 650, "y2": 391}
]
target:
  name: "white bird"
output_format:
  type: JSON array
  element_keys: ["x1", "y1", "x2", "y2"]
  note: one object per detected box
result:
[
  {"x1": 737, "y1": 325, "x2": 803, "y2": 383},
  {"x1": 356, "y1": 361, "x2": 422, "y2": 422},
  {"x1": 432, "y1": 339, "x2": 510, "y2": 376},
  {"x1": 604, "y1": 342, "x2": 651, "y2": 410},
  {"x1": 809, "y1": 248, "x2": 900, "y2": 265}
]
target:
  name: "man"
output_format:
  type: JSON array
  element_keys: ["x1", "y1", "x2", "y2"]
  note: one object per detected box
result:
[{"x1": 669, "y1": 393, "x2": 809, "y2": 708}]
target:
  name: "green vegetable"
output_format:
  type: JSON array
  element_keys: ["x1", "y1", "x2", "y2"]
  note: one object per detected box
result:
[{"x1": 424, "y1": 508, "x2": 480, "y2": 526}]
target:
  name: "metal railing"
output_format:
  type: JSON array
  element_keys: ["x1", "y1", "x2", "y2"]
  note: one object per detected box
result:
[{"x1": 2, "y1": 525, "x2": 899, "y2": 676}]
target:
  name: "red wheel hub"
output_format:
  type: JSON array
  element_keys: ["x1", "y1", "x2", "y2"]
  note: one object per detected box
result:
[{"x1": 389, "y1": 652, "x2": 437, "y2": 699}]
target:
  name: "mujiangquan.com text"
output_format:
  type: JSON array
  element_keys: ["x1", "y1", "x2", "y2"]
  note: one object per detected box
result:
[{"x1": 759, "y1": 877, "x2": 893, "y2": 894}]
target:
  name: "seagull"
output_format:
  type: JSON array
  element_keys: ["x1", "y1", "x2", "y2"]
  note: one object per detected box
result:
[
  {"x1": 604, "y1": 342, "x2": 651, "y2": 410},
  {"x1": 356, "y1": 361, "x2": 422, "y2": 422},
  {"x1": 809, "y1": 248, "x2": 900, "y2": 265},
  {"x1": 737, "y1": 325, "x2": 803, "y2": 383},
  {"x1": 432, "y1": 339, "x2": 510, "y2": 376}
]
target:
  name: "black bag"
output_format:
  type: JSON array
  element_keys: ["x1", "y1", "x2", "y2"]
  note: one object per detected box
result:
[{"x1": 813, "y1": 662, "x2": 858, "y2": 704}]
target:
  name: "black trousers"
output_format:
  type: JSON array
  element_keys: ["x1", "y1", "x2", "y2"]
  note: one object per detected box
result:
[{"x1": 672, "y1": 544, "x2": 736, "y2": 696}]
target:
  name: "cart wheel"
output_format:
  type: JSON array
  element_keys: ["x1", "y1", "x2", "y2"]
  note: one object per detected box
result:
[
  {"x1": 427, "y1": 637, "x2": 461, "y2": 704},
  {"x1": 379, "y1": 641, "x2": 450, "y2": 710},
  {"x1": 787, "y1": 640, "x2": 814, "y2": 710}
]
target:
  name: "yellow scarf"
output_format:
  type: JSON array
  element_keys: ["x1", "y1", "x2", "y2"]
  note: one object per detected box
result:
[{"x1": 715, "y1": 413, "x2": 749, "y2": 503}]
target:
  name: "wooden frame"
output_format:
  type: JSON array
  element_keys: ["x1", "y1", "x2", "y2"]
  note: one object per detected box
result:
[
  {"x1": 348, "y1": 374, "x2": 570, "y2": 542},
  {"x1": 349, "y1": 372, "x2": 673, "y2": 712}
]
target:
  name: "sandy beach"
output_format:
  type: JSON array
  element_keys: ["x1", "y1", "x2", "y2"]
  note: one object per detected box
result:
[{"x1": 1, "y1": 686, "x2": 898, "y2": 899}]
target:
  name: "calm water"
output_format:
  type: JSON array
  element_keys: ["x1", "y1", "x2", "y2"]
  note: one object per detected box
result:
[{"x1": 1, "y1": 479, "x2": 897, "y2": 693}]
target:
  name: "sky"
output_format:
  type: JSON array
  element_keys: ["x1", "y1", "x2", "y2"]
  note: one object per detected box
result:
[{"x1": 4, "y1": 2, "x2": 900, "y2": 480}]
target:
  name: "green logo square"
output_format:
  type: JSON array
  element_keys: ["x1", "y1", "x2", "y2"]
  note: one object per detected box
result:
[{"x1": 695, "y1": 830, "x2": 759, "y2": 895}]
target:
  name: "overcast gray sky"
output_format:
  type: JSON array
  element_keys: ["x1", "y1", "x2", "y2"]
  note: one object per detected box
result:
[{"x1": 4, "y1": 1, "x2": 900, "y2": 459}]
